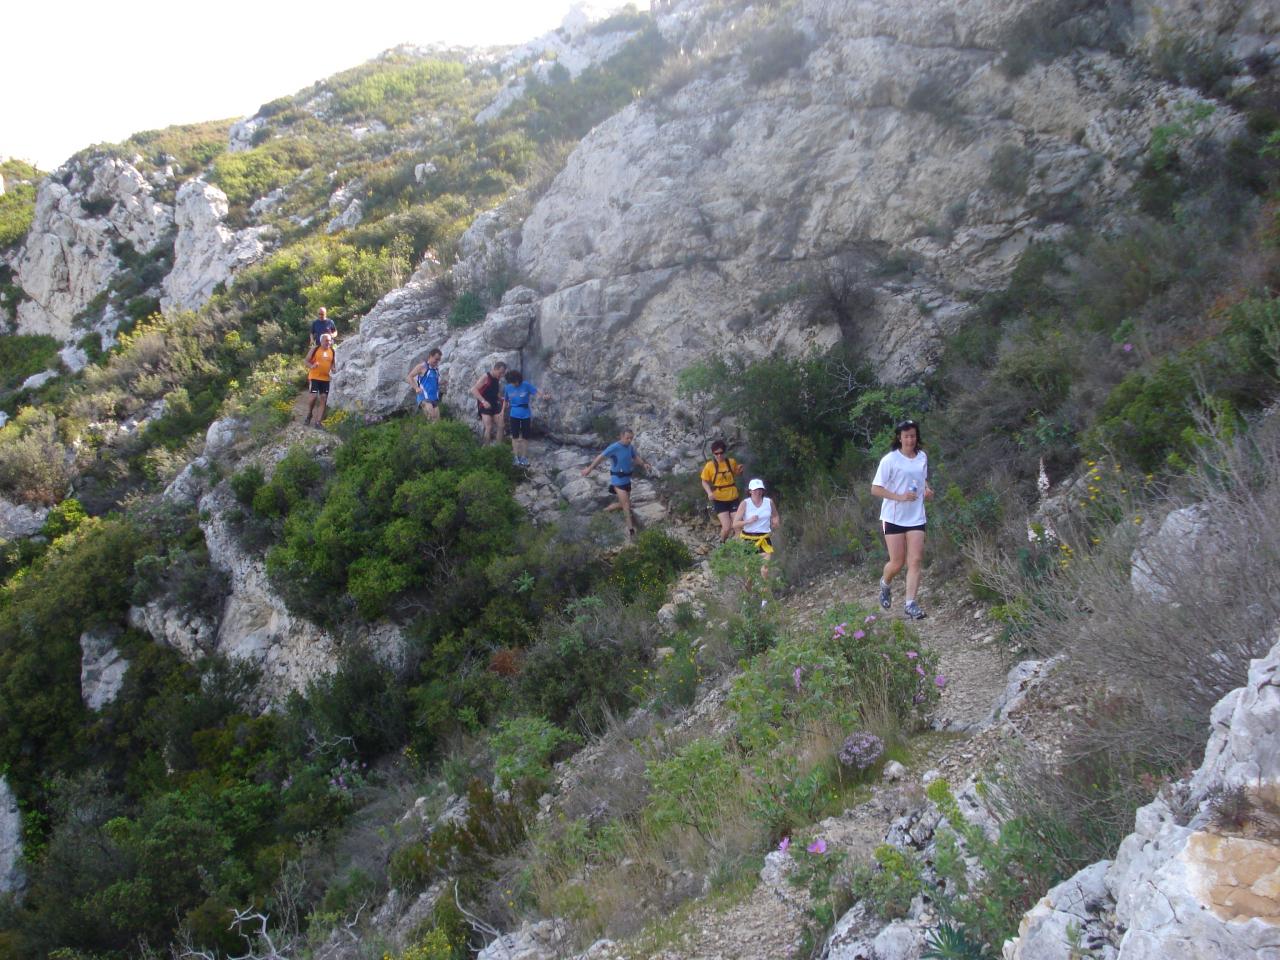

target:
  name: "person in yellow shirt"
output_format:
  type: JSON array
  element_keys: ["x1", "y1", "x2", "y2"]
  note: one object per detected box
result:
[
  {"x1": 304, "y1": 333, "x2": 337, "y2": 428},
  {"x1": 700, "y1": 440, "x2": 744, "y2": 542}
]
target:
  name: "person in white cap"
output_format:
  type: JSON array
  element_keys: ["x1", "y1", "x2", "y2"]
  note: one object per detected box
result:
[{"x1": 733, "y1": 478, "x2": 781, "y2": 574}]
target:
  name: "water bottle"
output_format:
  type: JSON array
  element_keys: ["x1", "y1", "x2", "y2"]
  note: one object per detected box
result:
[{"x1": 908, "y1": 481, "x2": 918, "y2": 501}]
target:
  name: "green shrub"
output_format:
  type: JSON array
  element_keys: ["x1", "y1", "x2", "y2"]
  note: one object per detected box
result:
[
  {"x1": 251, "y1": 446, "x2": 324, "y2": 518},
  {"x1": 0, "y1": 160, "x2": 41, "y2": 249},
  {"x1": 851, "y1": 844, "x2": 922, "y2": 920},
  {"x1": 645, "y1": 738, "x2": 740, "y2": 841},
  {"x1": 389, "y1": 841, "x2": 434, "y2": 894},
  {"x1": 744, "y1": 24, "x2": 811, "y2": 85},
  {"x1": 0, "y1": 407, "x2": 75, "y2": 505},
  {"x1": 607, "y1": 529, "x2": 691, "y2": 608},
  {"x1": 230, "y1": 463, "x2": 265, "y2": 506},
  {"x1": 490, "y1": 716, "x2": 581, "y2": 790},
  {"x1": 447, "y1": 291, "x2": 485, "y2": 328},
  {"x1": 988, "y1": 144, "x2": 1032, "y2": 196},
  {"x1": 0, "y1": 334, "x2": 60, "y2": 392},
  {"x1": 265, "y1": 419, "x2": 521, "y2": 620},
  {"x1": 516, "y1": 596, "x2": 650, "y2": 732}
]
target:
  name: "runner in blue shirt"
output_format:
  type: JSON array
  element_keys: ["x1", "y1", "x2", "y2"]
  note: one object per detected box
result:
[
  {"x1": 581, "y1": 427, "x2": 654, "y2": 538},
  {"x1": 309, "y1": 306, "x2": 336, "y2": 346},
  {"x1": 406, "y1": 348, "x2": 445, "y2": 422},
  {"x1": 502, "y1": 369, "x2": 538, "y2": 466}
]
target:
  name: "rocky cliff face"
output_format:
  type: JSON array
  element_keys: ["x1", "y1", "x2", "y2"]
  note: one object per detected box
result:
[
  {"x1": 1006, "y1": 631, "x2": 1280, "y2": 960},
  {"x1": 13, "y1": 157, "x2": 172, "y2": 341},
  {"x1": 161, "y1": 179, "x2": 272, "y2": 313},
  {"x1": 334, "y1": 0, "x2": 1259, "y2": 460},
  {"x1": 0, "y1": 775, "x2": 21, "y2": 894}
]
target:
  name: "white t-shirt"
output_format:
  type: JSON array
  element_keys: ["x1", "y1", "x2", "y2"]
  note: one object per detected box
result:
[
  {"x1": 741, "y1": 496, "x2": 774, "y2": 534},
  {"x1": 872, "y1": 449, "x2": 929, "y2": 527}
]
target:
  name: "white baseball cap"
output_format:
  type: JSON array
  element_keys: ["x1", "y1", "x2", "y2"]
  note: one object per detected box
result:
[{"x1": 748, "y1": 478, "x2": 765, "y2": 491}]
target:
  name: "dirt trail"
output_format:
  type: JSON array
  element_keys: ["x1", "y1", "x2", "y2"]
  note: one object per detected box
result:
[{"x1": 598, "y1": 572, "x2": 1014, "y2": 960}]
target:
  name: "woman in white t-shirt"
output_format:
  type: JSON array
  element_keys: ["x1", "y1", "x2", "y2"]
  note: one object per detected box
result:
[
  {"x1": 733, "y1": 478, "x2": 781, "y2": 576},
  {"x1": 870, "y1": 419, "x2": 933, "y2": 619}
]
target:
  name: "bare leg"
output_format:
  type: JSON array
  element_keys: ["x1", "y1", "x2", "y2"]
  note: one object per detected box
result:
[
  {"x1": 904, "y1": 530, "x2": 926, "y2": 602},
  {"x1": 882, "y1": 532, "x2": 906, "y2": 584},
  {"x1": 616, "y1": 488, "x2": 635, "y2": 535},
  {"x1": 314, "y1": 395, "x2": 328, "y2": 425},
  {"x1": 718, "y1": 510, "x2": 733, "y2": 542}
]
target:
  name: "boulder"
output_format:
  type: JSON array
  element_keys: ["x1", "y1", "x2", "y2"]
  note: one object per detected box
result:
[
  {"x1": 989, "y1": 654, "x2": 1067, "y2": 724},
  {"x1": 476, "y1": 919, "x2": 570, "y2": 960},
  {"x1": 203, "y1": 416, "x2": 249, "y2": 461},
  {"x1": 79, "y1": 626, "x2": 129, "y2": 711},
  {"x1": 326, "y1": 198, "x2": 364, "y2": 234},
  {"x1": 163, "y1": 455, "x2": 211, "y2": 506},
  {"x1": 1130, "y1": 504, "x2": 1214, "y2": 602},
  {"x1": 0, "y1": 496, "x2": 49, "y2": 540},
  {"x1": 0, "y1": 776, "x2": 21, "y2": 894},
  {"x1": 127, "y1": 600, "x2": 219, "y2": 661},
  {"x1": 161, "y1": 179, "x2": 272, "y2": 313},
  {"x1": 1005, "y1": 631, "x2": 1280, "y2": 959}
]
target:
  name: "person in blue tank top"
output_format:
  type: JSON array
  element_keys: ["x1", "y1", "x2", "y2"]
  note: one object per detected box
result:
[
  {"x1": 406, "y1": 348, "x2": 444, "y2": 422},
  {"x1": 502, "y1": 369, "x2": 538, "y2": 466},
  {"x1": 581, "y1": 427, "x2": 654, "y2": 538}
]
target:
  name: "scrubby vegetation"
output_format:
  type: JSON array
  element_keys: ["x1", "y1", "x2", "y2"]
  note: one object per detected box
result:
[
  {"x1": 1, "y1": 6, "x2": 1279, "y2": 959},
  {"x1": 0, "y1": 160, "x2": 42, "y2": 250}
]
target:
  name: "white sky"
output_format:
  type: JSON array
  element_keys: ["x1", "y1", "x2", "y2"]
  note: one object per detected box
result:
[{"x1": 1, "y1": 0, "x2": 588, "y2": 171}]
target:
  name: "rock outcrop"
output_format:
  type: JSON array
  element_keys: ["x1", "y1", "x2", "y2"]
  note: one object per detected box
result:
[
  {"x1": 161, "y1": 179, "x2": 272, "y2": 313},
  {"x1": 336, "y1": 0, "x2": 1255, "y2": 451},
  {"x1": 79, "y1": 627, "x2": 129, "y2": 711},
  {"x1": 1005, "y1": 632, "x2": 1280, "y2": 959},
  {"x1": 0, "y1": 776, "x2": 21, "y2": 894},
  {"x1": 0, "y1": 496, "x2": 49, "y2": 541},
  {"x1": 14, "y1": 157, "x2": 173, "y2": 340}
]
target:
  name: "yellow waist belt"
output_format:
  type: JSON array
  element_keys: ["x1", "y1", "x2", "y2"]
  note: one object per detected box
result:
[{"x1": 740, "y1": 532, "x2": 774, "y2": 554}]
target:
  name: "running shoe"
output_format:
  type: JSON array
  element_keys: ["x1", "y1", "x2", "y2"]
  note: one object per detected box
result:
[
  {"x1": 904, "y1": 599, "x2": 927, "y2": 620},
  {"x1": 879, "y1": 579, "x2": 892, "y2": 610}
]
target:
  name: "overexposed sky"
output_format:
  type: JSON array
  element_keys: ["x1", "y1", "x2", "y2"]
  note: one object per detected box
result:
[{"x1": 2, "y1": 0, "x2": 588, "y2": 171}]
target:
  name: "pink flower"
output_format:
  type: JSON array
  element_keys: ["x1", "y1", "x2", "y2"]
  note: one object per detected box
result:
[
  {"x1": 864, "y1": 614, "x2": 877, "y2": 624},
  {"x1": 779, "y1": 836, "x2": 791, "y2": 854},
  {"x1": 807, "y1": 838, "x2": 827, "y2": 855},
  {"x1": 853, "y1": 629, "x2": 866, "y2": 641},
  {"x1": 905, "y1": 651, "x2": 918, "y2": 659},
  {"x1": 915, "y1": 665, "x2": 926, "y2": 677},
  {"x1": 1122, "y1": 342, "x2": 1134, "y2": 353},
  {"x1": 935, "y1": 675, "x2": 948, "y2": 688},
  {"x1": 793, "y1": 666, "x2": 804, "y2": 692},
  {"x1": 833, "y1": 623, "x2": 847, "y2": 638}
]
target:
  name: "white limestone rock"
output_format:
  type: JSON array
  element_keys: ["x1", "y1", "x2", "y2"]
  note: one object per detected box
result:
[
  {"x1": 127, "y1": 601, "x2": 219, "y2": 661},
  {"x1": 476, "y1": 919, "x2": 570, "y2": 960},
  {"x1": 1004, "y1": 632, "x2": 1280, "y2": 959},
  {"x1": 326, "y1": 198, "x2": 364, "y2": 234},
  {"x1": 203, "y1": 415, "x2": 250, "y2": 461},
  {"x1": 989, "y1": 654, "x2": 1067, "y2": 724},
  {"x1": 194, "y1": 477, "x2": 405, "y2": 703},
  {"x1": 414, "y1": 161, "x2": 438, "y2": 183},
  {"x1": 79, "y1": 626, "x2": 129, "y2": 711},
  {"x1": 58, "y1": 344, "x2": 88, "y2": 373},
  {"x1": 228, "y1": 116, "x2": 266, "y2": 153},
  {"x1": 20, "y1": 369, "x2": 58, "y2": 391},
  {"x1": 163, "y1": 455, "x2": 211, "y2": 506},
  {"x1": 0, "y1": 776, "x2": 22, "y2": 894},
  {"x1": 1130, "y1": 504, "x2": 1214, "y2": 602},
  {"x1": 161, "y1": 179, "x2": 271, "y2": 313},
  {"x1": 0, "y1": 496, "x2": 49, "y2": 540},
  {"x1": 14, "y1": 157, "x2": 173, "y2": 340}
]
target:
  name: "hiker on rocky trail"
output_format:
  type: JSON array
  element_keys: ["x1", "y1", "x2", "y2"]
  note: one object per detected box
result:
[
  {"x1": 871, "y1": 418, "x2": 933, "y2": 620},
  {"x1": 407, "y1": 348, "x2": 445, "y2": 422},
  {"x1": 502, "y1": 369, "x2": 538, "y2": 467},
  {"x1": 310, "y1": 306, "x2": 336, "y2": 346},
  {"x1": 581, "y1": 427, "x2": 654, "y2": 538},
  {"x1": 304, "y1": 332, "x2": 337, "y2": 428},
  {"x1": 701, "y1": 439, "x2": 744, "y2": 542},
  {"x1": 471, "y1": 360, "x2": 508, "y2": 444},
  {"x1": 733, "y1": 478, "x2": 780, "y2": 576}
]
